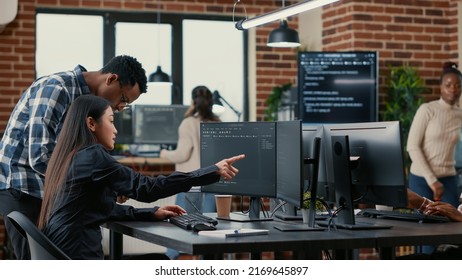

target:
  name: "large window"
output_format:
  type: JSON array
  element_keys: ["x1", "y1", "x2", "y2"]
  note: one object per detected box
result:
[
  {"x1": 36, "y1": 13, "x2": 104, "y2": 77},
  {"x1": 115, "y1": 22, "x2": 172, "y2": 105},
  {"x1": 183, "y1": 19, "x2": 244, "y2": 121},
  {"x1": 35, "y1": 10, "x2": 248, "y2": 120}
]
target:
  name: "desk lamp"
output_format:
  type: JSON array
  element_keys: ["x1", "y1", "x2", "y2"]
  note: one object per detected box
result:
[{"x1": 212, "y1": 90, "x2": 242, "y2": 121}]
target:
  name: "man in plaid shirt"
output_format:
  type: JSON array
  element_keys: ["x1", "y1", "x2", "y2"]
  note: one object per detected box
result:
[{"x1": 0, "y1": 55, "x2": 147, "y2": 259}]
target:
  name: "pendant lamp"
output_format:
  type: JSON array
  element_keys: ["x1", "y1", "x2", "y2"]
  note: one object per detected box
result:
[
  {"x1": 149, "y1": 4, "x2": 172, "y2": 85},
  {"x1": 267, "y1": 19, "x2": 300, "y2": 48}
]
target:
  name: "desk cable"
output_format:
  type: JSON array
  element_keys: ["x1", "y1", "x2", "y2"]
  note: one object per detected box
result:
[{"x1": 269, "y1": 199, "x2": 287, "y2": 218}]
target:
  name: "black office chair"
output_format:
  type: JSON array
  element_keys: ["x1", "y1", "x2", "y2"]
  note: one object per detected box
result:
[{"x1": 6, "y1": 211, "x2": 71, "y2": 260}]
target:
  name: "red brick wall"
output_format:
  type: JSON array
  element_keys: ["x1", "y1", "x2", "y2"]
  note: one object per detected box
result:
[
  {"x1": 0, "y1": 0, "x2": 460, "y2": 260},
  {"x1": 0, "y1": 0, "x2": 459, "y2": 128},
  {"x1": 0, "y1": 0, "x2": 299, "y2": 129},
  {"x1": 322, "y1": 0, "x2": 459, "y2": 105}
]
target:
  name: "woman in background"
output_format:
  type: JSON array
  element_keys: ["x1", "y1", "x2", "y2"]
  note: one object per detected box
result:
[
  {"x1": 407, "y1": 62, "x2": 462, "y2": 255},
  {"x1": 407, "y1": 62, "x2": 462, "y2": 206},
  {"x1": 160, "y1": 85, "x2": 221, "y2": 259},
  {"x1": 38, "y1": 95, "x2": 244, "y2": 259},
  {"x1": 161, "y1": 86, "x2": 221, "y2": 213}
]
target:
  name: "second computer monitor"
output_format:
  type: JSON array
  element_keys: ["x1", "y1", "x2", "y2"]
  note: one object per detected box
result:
[
  {"x1": 321, "y1": 121, "x2": 408, "y2": 229},
  {"x1": 275, "y1": 120, "x2": 304, "y2": 209},
  {"x1": 323, "y1": 121, "x2": 407, "y2": 207},
  {"x1": 133, "y1": 104, "x2": 188, "y2": 145},
  {"x1": 200, "y1": 121, "x2": 277, "y2": 221}
]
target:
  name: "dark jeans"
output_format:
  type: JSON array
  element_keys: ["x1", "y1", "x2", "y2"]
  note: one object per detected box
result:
[
  {"x1": 0, "y1": 189, "x2": 42, "y2": 260},
  {"x1": 409, "y1": 173, "x2": 460, "y2": 207}
]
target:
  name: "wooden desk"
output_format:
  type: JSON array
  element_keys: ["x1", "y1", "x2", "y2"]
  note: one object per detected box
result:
[{"x1": 104, "y1": 215, "x2": 462, "y2": 260}]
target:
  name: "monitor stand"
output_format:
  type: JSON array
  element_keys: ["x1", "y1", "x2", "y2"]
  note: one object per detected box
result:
[
  {"x1": 324, "y1": 135, "x2": 392, "y2": 230},
  {"x1": 273, "y1": 223, "x2": 324, "y2": 232},
  {"x1": 274, "y1": 202, "x2": 301, "y2": 220},
  {"x1": 316, "y1": 219, "x2": 391, "y2": 230},
  {"x1": 274, "y1": 211, "x2": 302, "y2": 221},
  {"x1": 216, "y1": 197, "x2": 273, "y2": 222}
]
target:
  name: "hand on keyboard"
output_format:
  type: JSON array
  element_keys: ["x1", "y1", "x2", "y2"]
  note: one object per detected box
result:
[
  {"x1": 357, "y1": 208, "x2": 450, "y2": 223},
  {"x1": 155, "y1": 205, "x2": 186, "y2": 220}
]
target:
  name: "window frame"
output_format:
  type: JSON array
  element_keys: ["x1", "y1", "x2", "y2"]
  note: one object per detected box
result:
[{"x1": 35, "y1": 8, "x2": 249, "y2": 120}]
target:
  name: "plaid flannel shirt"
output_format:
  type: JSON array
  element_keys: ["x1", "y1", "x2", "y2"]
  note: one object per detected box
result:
[{"x1": 0, "y1": 65, "x2": 90, "y2": 199}]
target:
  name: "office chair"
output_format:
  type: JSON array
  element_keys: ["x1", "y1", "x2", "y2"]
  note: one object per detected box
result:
[{"x1": 6, "y1": 211, "x2": 71, "y2": 260}]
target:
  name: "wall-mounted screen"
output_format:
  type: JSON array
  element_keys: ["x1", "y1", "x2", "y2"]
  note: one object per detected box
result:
[{"x1": 298, "y1": 51, "x2": 378, "y2": 124}]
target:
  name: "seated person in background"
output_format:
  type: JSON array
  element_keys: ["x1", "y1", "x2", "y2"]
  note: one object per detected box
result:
[
  {"x1": 38, "y1": 95, "x2": 245, "y2": 260},
  {"x1": 160, "y1": 86, "x2": 220, "y2": 260},
  {"x1": 160, "y1": 85, "x2": 221, "y2": 214},
  {"x1": 403, "y1": 189, "x2": 462, "y2": 259},
  {"x1": 407, "y1": 189, "x2": 462, "y2": 222}
]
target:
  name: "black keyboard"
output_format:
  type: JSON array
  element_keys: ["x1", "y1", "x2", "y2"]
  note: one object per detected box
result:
[
  {"x1": 169, "y1": 213, "x2": 218, "y2": 230},
  {"x1": 357, "y1": 208, "x2": 451, "y2": 223}
]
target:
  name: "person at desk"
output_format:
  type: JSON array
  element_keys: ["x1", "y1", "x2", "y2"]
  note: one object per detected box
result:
[
  {"x1": 160, "y1": 86, "x2": 220, "y2": 213},
  {"x1": 405, "y1": 189, "x2": 462, "y2": 259},
  {"x1": 408, "y1": 189, "x2": 462, "y2": 222},
  {"x1": 407, "y1": 61, "x2": 462, "y2": 207},
  {"x1": 37, "y1": 95, "x2": 245, "y2": 260},
  {"x1": 160, "y1": 86, "x2": 220, "y2": 259},
  {"x1": 0, "y1": 55, "x2": 147, "y2": 259}
]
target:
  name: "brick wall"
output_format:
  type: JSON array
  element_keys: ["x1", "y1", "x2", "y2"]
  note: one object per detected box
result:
[
  {"x1": 2, "y1": 1, "x2": 457, "y2": 128},
  {"x1": 322, "y1": 0, "x2": 459, "y2": 104},
  {"x1": 0, "y1": 0, "x2": 460, "y2": 260},
  {"x1": 0, "y1": 0, "x2": 299, "y2": 129}
]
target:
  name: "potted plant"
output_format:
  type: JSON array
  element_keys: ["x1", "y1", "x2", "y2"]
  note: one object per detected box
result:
[
  {"x1": 301, "y1": 192, "x2": 325, "y2": 223},
  {"x1": 264, "y1": 82, "x2": 292, "y2": 121},
  {"x1": 381, "y1": 64, "x2": 427, "y2": 172}
]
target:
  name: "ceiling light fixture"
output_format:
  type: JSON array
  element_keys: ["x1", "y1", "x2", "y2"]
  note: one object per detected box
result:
[
  {"x1": 267, "y1": 19, "x2": 300, "y2": 47},
  {"x1": 235, "y1": 0, "x2": 339, "y2": 31},
  {"x1": 267, "y1": 0, "x2": 300, "y2": 48},
  {"x1": 148, "y1": 4, "x2": 172, "y2": 85}
]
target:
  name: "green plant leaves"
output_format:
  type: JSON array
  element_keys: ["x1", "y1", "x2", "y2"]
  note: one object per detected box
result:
[{"x1": 264, "y1": 82, "x2": 292, "y2": 121}]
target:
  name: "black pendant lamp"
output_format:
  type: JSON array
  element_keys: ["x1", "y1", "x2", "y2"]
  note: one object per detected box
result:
[
  {"x1": 149, "y1": 3, "x2": 172, "y2": 85},
  {"x1": 148, "y1": 65, "x2": 171, "y2": 83},
  {"x1": 267, "y1": 19, "x2": 300, "y2": 48}
]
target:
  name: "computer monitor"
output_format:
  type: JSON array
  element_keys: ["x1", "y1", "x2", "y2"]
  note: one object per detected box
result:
[
  {"x1": 275, "y1": 120, "x2": 304, "y2": 211},
  {"x1": 298, "y1": 51, "x2": 378, "y2": 124},
  {"x1": 133, "y1": 104, "x2": 189, "y2": 145},
  {"x1": 274, "y1": 124, "x2": 323, "y2": 220},
  {"x1": 114, "y1": 107, "x2": 134, "y2": 144},
  {"x1": 320, "y1": 121, "x2": 407, "y2": 229},
  {"x1": 200, "y1": 121, "x2": 277, "y2": 222}
]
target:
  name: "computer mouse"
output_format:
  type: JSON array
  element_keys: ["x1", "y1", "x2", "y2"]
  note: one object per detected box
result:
[{"x1": 191, "y1": 222, "x2": 217, "y2": 232}]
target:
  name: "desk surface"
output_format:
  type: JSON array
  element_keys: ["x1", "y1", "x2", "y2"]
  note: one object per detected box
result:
[
  {"x1": 106, "y1": 218, "x2": 373, "y2": 257},
  {"x1": 104, "y1": 214, "x2": 462, "y2": 259}
]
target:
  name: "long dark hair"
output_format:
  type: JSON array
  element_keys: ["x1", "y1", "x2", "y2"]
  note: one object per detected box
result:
[
  {"x1": 184, "y1": 85, "x2": 220, "y2": 122},
  {"x1": 38, "y1": 95, "x2": 111, "y2": 229}
]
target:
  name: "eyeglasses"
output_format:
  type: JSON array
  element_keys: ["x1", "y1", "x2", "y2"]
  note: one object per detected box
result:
[
  {"x1": 118, "y1": 92, "x2": 130, "y2": 111},
  {"x1": 120, "y1": 94, "x2": 129, "y2": 104}
]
